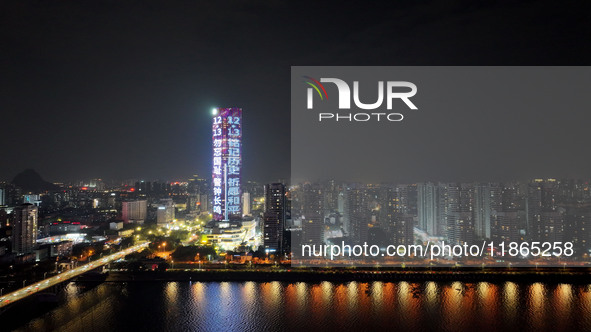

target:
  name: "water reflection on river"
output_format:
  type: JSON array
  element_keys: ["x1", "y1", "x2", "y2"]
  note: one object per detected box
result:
[{"x1": 14, "y1": 280, "x2": 591, "y2": 331}]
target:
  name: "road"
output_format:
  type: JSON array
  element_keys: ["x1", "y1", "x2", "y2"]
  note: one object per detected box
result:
[{"x1": 0, "y1": 242, "x2": 149, "y2": 308}]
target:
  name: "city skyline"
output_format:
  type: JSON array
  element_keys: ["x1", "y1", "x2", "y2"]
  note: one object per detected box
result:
[{"x1": 1, "y1": 1, "x2": 590, "y2": 330}]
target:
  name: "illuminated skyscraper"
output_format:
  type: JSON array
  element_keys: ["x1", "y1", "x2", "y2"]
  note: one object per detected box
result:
[{"x1": 212, "y1": 107, "x2": 242, "y2": 221}]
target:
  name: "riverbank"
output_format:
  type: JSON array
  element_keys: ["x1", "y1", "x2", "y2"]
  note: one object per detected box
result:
[{"x1": 103, "y1": 268, "x2": 591, "y2": 284}]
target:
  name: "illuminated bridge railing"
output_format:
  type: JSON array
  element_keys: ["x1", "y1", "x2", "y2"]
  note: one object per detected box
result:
[{"x1": 0, "y1": 242, "x2": 149, "y2": 308}]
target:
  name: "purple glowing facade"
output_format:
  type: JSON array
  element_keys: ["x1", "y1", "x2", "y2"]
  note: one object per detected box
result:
[{"x1": 212, "y1": 107, "x2": 242, "y2": 221}]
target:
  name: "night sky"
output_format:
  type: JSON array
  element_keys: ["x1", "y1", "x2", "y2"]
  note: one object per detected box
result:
[{"x1": 1, "y1": 0, "x2": 589, "y2": 184}]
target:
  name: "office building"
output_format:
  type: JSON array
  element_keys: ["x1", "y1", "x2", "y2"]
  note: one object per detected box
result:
[
  {"x1": 157, "y1": 198, "x2": 175, "y2": 225},
  {"x1": 212, "y1": 107, "x2": 242, "y2": 221}
]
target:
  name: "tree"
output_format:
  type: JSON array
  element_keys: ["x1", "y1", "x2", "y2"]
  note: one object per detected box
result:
[{"x1": 171, "y1": 245, "x2": 216, "y2": 261}]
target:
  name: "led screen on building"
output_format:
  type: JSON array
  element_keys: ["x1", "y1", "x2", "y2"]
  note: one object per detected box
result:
[{"x1": 212, "y1": 107, "x2": 242, "y2": 221}]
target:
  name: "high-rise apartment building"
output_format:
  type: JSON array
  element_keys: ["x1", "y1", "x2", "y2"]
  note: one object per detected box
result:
[
  {"x1": 12, "y1": 203, "x2": 38, "y2": 254},
  {"x1": 474, "y1": 183, "x2": 492, "y2": 239},
  {"x1": 418, "y1": 182, "x2": 438, "y2": 236},
  {"x1": 263, "y1": 183, "x2": 286, "y2": 254},
  {"x1": 122, "y1": 200, "x2": 147, "y2": 224},
  {"x1": 300, "y1": 184, "x2": 324, "y2": 246}
]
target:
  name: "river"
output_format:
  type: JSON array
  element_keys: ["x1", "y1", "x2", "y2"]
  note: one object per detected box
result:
[{"x1": 10, "y1": 280, "x2": 591, "y2": 331}]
